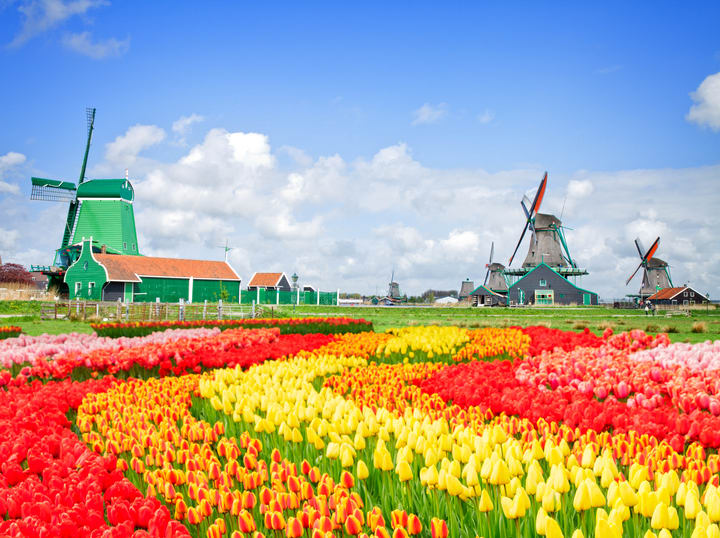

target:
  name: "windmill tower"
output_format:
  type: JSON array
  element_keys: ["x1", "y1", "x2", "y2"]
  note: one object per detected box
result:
[
  {"x1": 29, "y1": 109, "x2": 140, "y2": 291},
  {"x1": 505, "y1": 172, "x2": 588, "y2": 281},
  {"x1": 625, "y1": 237, "x2": 673, "y2": 298},
  {"x1": 388, "y1": 268, "x2": 400, "y2": 299},
  {"x1": 483, "y1": 242, "x2": 508, "y2": 292}
]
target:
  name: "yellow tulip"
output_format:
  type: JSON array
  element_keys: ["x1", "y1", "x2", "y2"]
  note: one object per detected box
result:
[
  {"x1": 357, "y1": 460, "x2": 369, "y2": 480},
  {"x1": 687, "y1": 492, "x2": 703, "y2": 520},
  {"x1": 489, "y1": 459, "x2": 510, "y2": 485},
  {"x1": 446, "y1": 474, "x2": 465, "y2": 497},
  {"x1": 573, "y1": 481, "x2": 591, "y2": 512},
  {"x1": 478, "y1": 489, "x2": 494, "y2": 512},
  {"x1": 396, "y1": 461, "x2": 413, "y2": 482},
  {"x1": 545, "y1": 516, "x2": 564, "y2": 538},
  {"x1": 536, "y1": 507, "x2": 548, "y2": 536},
  {"x1": 651, "y1": 502, "x2": 669, "y2": 530}
]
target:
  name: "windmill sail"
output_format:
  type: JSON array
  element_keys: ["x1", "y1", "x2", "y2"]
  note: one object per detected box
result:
[
  {"x1": 626, "y1": 236, "x2": 660, "y2": 286},
  {"x1": 508, "y1": 172, "x2": 548, "y2": 266},
  {"x1": 483, "y1": 242, "x2": 494, "y2": 285}
]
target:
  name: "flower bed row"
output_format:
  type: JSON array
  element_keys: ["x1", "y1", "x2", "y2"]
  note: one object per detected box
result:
[
  {"x1": 0, "y1": 325, "x2": 21, "y2": 340},
  {"x1": 91, "y1": 317, "x2": 373, "y2": 338},
  {"x1": 0, "y1": 327, "x2": 221, "y2": 372},
  {"x1": 1, "y1": 329, "x2": 336, "y2": 385}
]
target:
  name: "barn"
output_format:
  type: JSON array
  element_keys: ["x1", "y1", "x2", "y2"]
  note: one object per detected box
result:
[
  {"x1": 247, "y1": 272, "x2": 292, "y2": 291},
  {"x1": 647, "y1": 286, "x2": 710, "y2": 306},
  {"x1": 65, "y1": 238, "x2": 241, "y2": 302},
  {"x1": 507, "y1": 263, "x2": 598, "y2": 306},
  {"x1": 469, "y1": 285, "x2": 508, "y2": 306}
]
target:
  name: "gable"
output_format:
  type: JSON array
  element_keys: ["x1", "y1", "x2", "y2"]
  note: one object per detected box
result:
[
  {"x1": 509, "y1": 263, "x2": 596, "y2": 296},
  {"x1": 248, "y1": 272, "x2": 285, "y2": 287}
]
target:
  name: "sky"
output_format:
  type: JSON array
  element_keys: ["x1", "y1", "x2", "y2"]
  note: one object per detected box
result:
[{"x1": 0, "y1": 1, "x2": 719, "y2": 300}]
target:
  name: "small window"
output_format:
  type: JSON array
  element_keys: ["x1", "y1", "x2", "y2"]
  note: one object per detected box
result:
[
  {"x1": 539, "y1": 279, "x2": 547, "y2": 287},
  {"x1": 88, "y1": 282, "x2": 95, "y2": 295},
  {"x1": 132, "y1": 243, "x2": 136, "y2": 251},
  {"x1": 684, "y1": 291, "x2": 688, "y2": 297},
  {"x1": 690, "y1": 300, "x2": 695, "y2": 306},
  {"x1": 123, "y1": 242, "x2": 128, "y2": 250},
  {"x1": 690, "y1": 292, "x2": 694, "y2": 297},
  {"x1": 75, "y1": 282, "x2": 82, "y2": 294},
  {"x1": 683, "y1": 300, "x2": 689, "y2": 306}
]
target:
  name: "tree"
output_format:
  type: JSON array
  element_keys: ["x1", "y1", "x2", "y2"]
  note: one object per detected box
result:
[{"x1": 0, "y1": 263, "x2": 34, "y2": 285}]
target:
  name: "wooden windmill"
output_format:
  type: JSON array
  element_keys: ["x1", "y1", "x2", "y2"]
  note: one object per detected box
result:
[
  {"x1": 483, "y1": 242, "x2": 508, "y2": 292},
  {"x1": 625, "y1": 237, "x2": 673, "y2": 298},
  {"x1": 506, "y1": 172, "x2": 587, "y2": 278}
]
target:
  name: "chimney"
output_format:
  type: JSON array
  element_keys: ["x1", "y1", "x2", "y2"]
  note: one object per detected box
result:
[{"x1": 101, "y1": 244, "x2": 107, "y2": 254}]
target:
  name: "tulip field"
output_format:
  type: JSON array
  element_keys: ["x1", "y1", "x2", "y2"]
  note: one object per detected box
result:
[{"x1": 3, "y1": 319, "x2": 720, "y2": 538}]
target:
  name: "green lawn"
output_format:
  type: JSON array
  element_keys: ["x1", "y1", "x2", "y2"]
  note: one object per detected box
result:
[{"x1": 2, "y1": 301, "x2": 719, "y2": 342}]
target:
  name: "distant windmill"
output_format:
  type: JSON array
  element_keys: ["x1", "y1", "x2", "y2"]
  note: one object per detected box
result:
[
  {"x1": 483, "y1": 242, "x2": 508, "y2": 292},
  {"x1": 216, "y1": 239, "x2": 234, "y2": 262},
  {"x1": 388, "y1": 268, "x2": 400, "y2": 299},
  {"x1": 625, "y1": 237, "x2": 673, "y2": 298}
]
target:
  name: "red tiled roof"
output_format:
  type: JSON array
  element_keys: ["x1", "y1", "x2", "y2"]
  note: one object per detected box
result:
[
  {"x1": 94, "y1": 254, "x2": 241, "y2": 282},
  {"x1": 248, "y1": 272, "x2": 284, "y2": 287},
  {"x1": 648, "y1": 287, "x2": 686, "y2": 300}
]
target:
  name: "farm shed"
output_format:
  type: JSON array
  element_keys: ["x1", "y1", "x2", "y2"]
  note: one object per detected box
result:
[
  {"x1": 647, "y1": 286, "x2": 709, "y2": 306},
  {"x1": 65, "y1": 238, "x2": 241, "y2": 302},
  {"x1": 507, "y1": 263, "x2": 597, "y2": 306},
  {"x1": 247, "y1": 272, "x2": 291, "y2": 291},
  {"x1": 469, "y1": 285, "x2": 508, "y2": 306}
]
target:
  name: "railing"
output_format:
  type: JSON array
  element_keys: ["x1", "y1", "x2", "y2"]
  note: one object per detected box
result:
[{"x1": 40, "y1": 300, "x2": 256, "y2": 322}]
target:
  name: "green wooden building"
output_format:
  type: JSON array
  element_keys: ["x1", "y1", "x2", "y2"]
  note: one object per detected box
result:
[{"x1": 65, "y1": 238, "x2": 242, "y2": 302}]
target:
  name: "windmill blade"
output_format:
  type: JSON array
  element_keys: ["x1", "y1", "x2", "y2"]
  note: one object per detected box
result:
[
  {"x1": 625, "y1": 261, "x2": 644, "y2": 286},
  {"x1": 508, "y1": 221, "x2": 530, "y2": 266},
  {"x1": 643, "y1": 237, "x2": 660, "y2": 263},
  {"x1": 483, "y1": 266, "x2": 490, "y2": 286},
  {"x1": 529, "y1": 171, "x2": 548, "y2": 216},
  {"x1": 488, "y1": 242, "x2": 494, "y2": 265},
  {"x1": 634, "y1": 238, "x2": 646, "y2": 259}
]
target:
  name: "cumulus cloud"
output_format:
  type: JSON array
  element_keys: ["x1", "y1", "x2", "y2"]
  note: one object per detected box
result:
[
  {"x1": 477, "y1": 109, "x2": 495, "y2": 124},
  {"x1": 8, "y1": 0, "x2": 108, "y2": 46},
  {"x1": 6, "y1": 120, "x2": 719, "y2": 299},
  {"x1": 172, "y1": 113, "x2": 204, "y2": 141},
  {"x1": 61, "y1": 31, "x2": 129, "y2": 58},
  {"x1": 411, "y1": 103, "x2": 447, "y2": 125},
  {"x1": 105, "y1": 125, "x2": 166, "y2": 165},
  {"x1": 0, "y1": 151, "x2": 26, "y2": 195},
  {"x1": 686, "y1": 72, "x2": 720, "y2": 131}
]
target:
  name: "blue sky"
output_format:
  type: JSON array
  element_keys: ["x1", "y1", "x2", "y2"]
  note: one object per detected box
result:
[{"x1": 1, "y1": 1, "x2": 719, "y2": 299}]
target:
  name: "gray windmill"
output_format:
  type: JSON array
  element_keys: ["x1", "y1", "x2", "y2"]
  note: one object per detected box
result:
[
  {"x1": 483, "y1": 242, "x2": 508, "y2": 292},
  {"x1": 625, "y1": 237, "x2": 673, "y2": 299},
  {"x1": 505, "y1": 172, "x2": 588, "y2": 281}
]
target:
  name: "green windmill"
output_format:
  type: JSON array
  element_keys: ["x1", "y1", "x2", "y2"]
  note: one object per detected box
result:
[{"x1": 30, "y1": 108, "x2": 140, "y2": 293}]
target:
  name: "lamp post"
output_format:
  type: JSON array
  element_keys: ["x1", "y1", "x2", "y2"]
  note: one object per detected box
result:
[{"x1": 291, "y1": 273, "x2": 299, "y2": 308}]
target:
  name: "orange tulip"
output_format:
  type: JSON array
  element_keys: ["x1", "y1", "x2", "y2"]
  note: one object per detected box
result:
[
  {"x1": 285, "y1": 516, "x2": 304, "y2": 538},
  {"x1": 391, "y1": 509, "x2": 408, "y2": 529},
  {"x1": 430, "y1": 518, "x2": 448, "y2": 538},
  {"x1": 341, "y1": 470, "x2": 355, "y2": 489},
  {"x1": 345, "y1": 514, "x2": 363, "y2": 535},
  {"x1": 407, "y1": 514, "x2": 422, "y2": 535},
  {"x1": 238, "y1": 509, "x2": 257, "y2": 533},
  {"x1": 367, "y1": 507, "x2": 386, "y2": 531},
  {"x1": 375, "y1": 527, "x2": 392, "y2": 538}
]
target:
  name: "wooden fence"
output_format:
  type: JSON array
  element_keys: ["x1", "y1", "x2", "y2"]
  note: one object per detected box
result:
[{"x1": 40, "y1": 300, "x2": 258, "y2": 322}]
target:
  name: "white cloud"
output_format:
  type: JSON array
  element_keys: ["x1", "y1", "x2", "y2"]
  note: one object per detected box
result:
[
  {"x1": 411, "y1": 103, "x2": 447, "y2": 125},
  {"x1": 566, "y1": 179, "x2": 594, "y2": 199},
  {"x1": 61, "y1": 31, "x2": 129, "y2": 58},
  {"x1": 105, "y1": 125, "x2": 166, "y2": 165},
  {"x1": 0, "y1": 228, "x2": 20, "y2": 251},
  {"x1": 686, "y1": 72, "x2": 720, "y2": 131},
  {"x1": 9, "y1": 0, "x2": 108, "y2": 46},
  {"x1": 477, "y1": 109, "x2": 495, "y2": 124},
  {"x1": 6, "y1": 120, "x2": 720, "y2": 299},
  {"x1": 0, "y1": 151, "x2": 26, "y2": 195},
  {"x1": 172, "y1": 113, "x2": 204, "y2": 136}
]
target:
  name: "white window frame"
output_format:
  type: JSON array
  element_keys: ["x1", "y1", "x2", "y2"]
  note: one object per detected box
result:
[
  {"x1": 539, "y1": 279, "x2": 547, "y2": 287},
  {"x1": 88, "y1": 282, "x2": 95, "y2": 295},
  {"x1": 75, "y1": 282, "x2": 82, "y2": 294}
]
